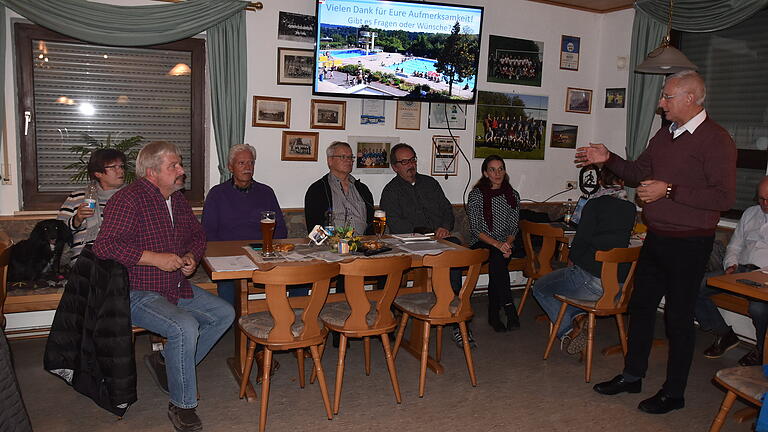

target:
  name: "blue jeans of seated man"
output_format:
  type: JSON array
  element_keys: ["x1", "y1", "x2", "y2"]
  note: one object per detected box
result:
[
  {"x1": 130, "y1": 285, "x2": 235, "y2": 409},
  {"x1": 696, "y1": 265, "x2": 768, "y2": 354},
  {"x1": 532, "y1": 265, "x2": 603, "y2": 339}
]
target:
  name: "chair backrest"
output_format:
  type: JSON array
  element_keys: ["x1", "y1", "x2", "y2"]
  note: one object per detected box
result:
[
  {"x1": 594, "y1": 246, "x2": 642, "y2": 310},
  {"x1": 0, "y1": 243, "x2": 11, "y2": 329},
  {"x1": 422, "y1": 248, "x2": 489, "y2": 319},
  {"x1": 337, "y1": 255, "x2": 412, "y2": 331},
  {"x1": 251, "y1": 262, "x2": 340, "y2": 343},
  {"x1": 519, "y1": 220, "x2": 565, "y2": 277}
]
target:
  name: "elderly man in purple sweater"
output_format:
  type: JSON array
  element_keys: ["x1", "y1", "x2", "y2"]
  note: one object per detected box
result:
[
  {"x1": 576, "y1": 70, "x2": 736, "y2": 414},
  {"x1": 202, "y1": 143, "x2": 287, "y2": 304}
]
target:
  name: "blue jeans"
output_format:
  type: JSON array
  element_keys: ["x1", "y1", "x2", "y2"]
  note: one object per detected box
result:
[
  {"x1": 532, "y1": 265, "x2": 603, "y2": 338},
  {"x1": 130, "y1": 285, "x2": 235, "y2": 408}
]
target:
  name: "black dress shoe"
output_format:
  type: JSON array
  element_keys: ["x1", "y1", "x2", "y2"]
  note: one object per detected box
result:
[
  {"x1": 593, "y1": 374, "x2": 642, "y2": 395},
  {"x1": 703, "y1": 329, "x2": 739, "y2": 359},
  {"x1": 739, "y1": 349, "x2": 762, "y2": 366},
  {"x1": 504, "y1": 306, "x2": 520, "y2": 331},
  {"x1": 637, "y1": 390, "x2": 685, "y2": 414}
]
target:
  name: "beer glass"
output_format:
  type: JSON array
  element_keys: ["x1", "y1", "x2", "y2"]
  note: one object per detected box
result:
[
  {"x1": 260, "y1": 210, "x2": 277, "y2": 257},
  {"x1": 373, "y1": 209, "x2": 386, "y2": 242}
]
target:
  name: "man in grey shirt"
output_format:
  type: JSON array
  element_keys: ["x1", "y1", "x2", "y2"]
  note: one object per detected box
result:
[{"x1": 381, "y1": 143, "x2": 474, "y2": 348}]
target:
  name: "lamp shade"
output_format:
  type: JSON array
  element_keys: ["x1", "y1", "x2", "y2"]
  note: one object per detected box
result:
[{"x1": 635, "y1": 45, "x2": 698, "y2": 74}]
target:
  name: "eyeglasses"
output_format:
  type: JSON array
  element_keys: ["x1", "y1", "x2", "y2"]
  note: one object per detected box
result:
[
  {"x1": 394, "y1": 157, "x2": 418, "y2": 166},
  {"x1": 104, "y1": 164, "x2": 125, "y2": 171},
  {"x1": 330, "y1": 155, "x2": 355, "y2": 161},
  {"x1": 660, "y1": 92, "x2": 685, "y2": 101}
]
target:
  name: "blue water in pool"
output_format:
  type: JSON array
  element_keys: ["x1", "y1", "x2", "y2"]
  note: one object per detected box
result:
[
  {"x1": 386, "y1": 58, "x2": 475, "y2": 90},
  {"x1": 327, "y1": 49, "x2": 371, "y2": 59}
]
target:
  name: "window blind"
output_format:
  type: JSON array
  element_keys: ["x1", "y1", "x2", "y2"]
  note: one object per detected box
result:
[{"x1": 31, "y1": 40, "x2": 193, "y2": 192}]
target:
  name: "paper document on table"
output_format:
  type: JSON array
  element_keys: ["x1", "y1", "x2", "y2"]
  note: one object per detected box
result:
[
  {"x1": 398, "y1": 242, "x2": 453, "y2": 255},
  {"x1": 307, "y1": 251, "x2": 347, "y2": 262},
  {"x1": 205, "y1": 255, "x2": 258, "y2": 272},
  {"x1": 391, "y1": 233, "x2": 435, "y2": 242}
]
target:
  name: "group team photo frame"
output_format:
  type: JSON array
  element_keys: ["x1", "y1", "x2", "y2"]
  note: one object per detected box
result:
[{"x1": 277, "y1": 47, "x2": 314, "y2": 85}]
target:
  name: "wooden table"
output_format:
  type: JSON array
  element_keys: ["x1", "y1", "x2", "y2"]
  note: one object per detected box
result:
[{"x1": 203, "y1": 237, "x2": 463, "y2": 401}]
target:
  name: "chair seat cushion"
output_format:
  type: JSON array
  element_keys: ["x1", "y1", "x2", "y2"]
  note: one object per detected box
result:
[
  {"x1": 716, "y1": 366, "x2": 768, "y2": 401},
  {"x1": 393, "y1": 293, "x2": 459, "y2": 316},
  {"x1": 239, "y1": 309, "x2": 319, "y2": 340},
  {"x1": 320, "y1": 301, "x2": 378, "y2": 328}
]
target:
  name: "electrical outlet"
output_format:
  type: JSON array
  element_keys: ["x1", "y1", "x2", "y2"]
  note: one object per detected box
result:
[{"x1": 566, "y1": 180, "x2": 577, "y2": 190}]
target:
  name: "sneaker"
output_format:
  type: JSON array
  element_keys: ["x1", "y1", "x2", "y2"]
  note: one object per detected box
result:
[
  {"x1": 168, "y1": 403, "x2": 202, "y2": 432},
  {"x1": 702, "y1": 329, "x2": 740, "y2": 359},
  {"x1": 738, "y1": 349, "x2": 761, "y2": 366},
  {"x1": 562, "y1": 314, "x2": 588, "y2": 355},
  {"x1": 144, "y1": 351, "x2": 169, "y2": 395},
  {"x1": 452, "y1": 325, "x2": 477, "y2": 350}
]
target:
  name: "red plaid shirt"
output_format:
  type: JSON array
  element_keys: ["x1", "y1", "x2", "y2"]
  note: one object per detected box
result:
[{"x1": 93, "y1": 178, "x2": 206, "y2": 304}]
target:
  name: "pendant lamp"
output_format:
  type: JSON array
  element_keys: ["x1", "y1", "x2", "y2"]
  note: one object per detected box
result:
[{"x1": 635, "y1": 0, "x2": 698, "y2": 74}]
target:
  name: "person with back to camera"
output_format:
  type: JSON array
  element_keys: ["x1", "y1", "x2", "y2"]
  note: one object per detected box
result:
[{"x1": 466, "y1": 155, "x2": 522, "y2": 332}]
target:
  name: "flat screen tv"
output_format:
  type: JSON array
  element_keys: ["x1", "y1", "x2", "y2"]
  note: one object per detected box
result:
[{"x1": 314, "y1": 0, "x2": 484, "y2": 103}]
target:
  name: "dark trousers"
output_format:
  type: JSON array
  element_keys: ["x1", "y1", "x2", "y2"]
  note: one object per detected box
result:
[
  {"x1": 623, "y1": 231, "x2": 713, "y2": 398},
  {"x1": 471, "y1": 242, "x2": 513, "y2": 314}
]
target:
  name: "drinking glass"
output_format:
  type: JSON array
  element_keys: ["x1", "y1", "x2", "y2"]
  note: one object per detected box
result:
[
  {"x1": 373, "y1": 209, "x2": 386, "y2": 242},
  {"x1": 260, "y1": 210, "x2": 276, "y2": 257}
]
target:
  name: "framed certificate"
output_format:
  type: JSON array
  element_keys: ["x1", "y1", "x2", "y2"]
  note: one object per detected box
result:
[
  {"x1": 431, "y1": 135, "x2": 458, "y2": 176},
  {"x1": 396, "y1": 100, "x2": 421, "y2": 130}
]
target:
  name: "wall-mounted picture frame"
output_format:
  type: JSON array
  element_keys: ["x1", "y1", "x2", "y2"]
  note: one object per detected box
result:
[
  {"x1": 487, "y1": 35, "x2": 544, "y2": 87},
  {"x1": 474, "y1": 91, "x2": 549, "y2": 160},
  {"x1": 396, "y1": 100, "x2": 421, "y2": 130},
  {"x1": 428, "y1": 103, "x2": 467, "y2": 130},
  {"x1": 310, "y1": 99, "x2": 346, "y2": 129},
  {"x1": 277, "y1": 47, "x2": 314, "y2": 85},
  {"x1": 550, "y1": 124, "x2": 578, "y2": 149},
  {"x1": 605, "y1": 88, "x2": 626, "y2": 108},
  {"x1": 277, "y1": 11, "x2": 315, "y2": 43},
  {"x1": 559, "y1": 35, "x2": 581, "y2": 71},
  {"x1": 431, "y1": 136, "x2": 458, "y2": 176},
  {"x1": 281, "y1": 131, "x2": 319, "y2": 161},
  {"x1": 252, "y1": 96, "x2": 291, "y2": 128},
  {"x1": 565, "y1": 87, "x2": 593, "y2": 114},
  {"x1": 349, "y1": 135, "x2": 399, "y2": 174}
]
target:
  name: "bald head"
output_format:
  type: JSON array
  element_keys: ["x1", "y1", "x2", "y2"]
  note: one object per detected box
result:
[{"x1": 667, "y1": 70, "x2": 706, "y2": 106}]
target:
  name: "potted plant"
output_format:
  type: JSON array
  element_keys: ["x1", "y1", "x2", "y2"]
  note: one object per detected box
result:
[{"x1": 65, "y1": 133, "x2": 143, "y2": 183}]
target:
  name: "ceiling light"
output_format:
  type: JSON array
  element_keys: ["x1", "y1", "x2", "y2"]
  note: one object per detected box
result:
[{"x1": 635, "y1": 0, "x2": 697, "y2": 74}]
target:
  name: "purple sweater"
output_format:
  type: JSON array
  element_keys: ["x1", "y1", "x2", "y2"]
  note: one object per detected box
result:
[
  {"x1": 202, "y1": 179, "x2": 288, "y2": 241},
  {"x1": 606, "y1": 116, "x2": 736, "y2": 235}
]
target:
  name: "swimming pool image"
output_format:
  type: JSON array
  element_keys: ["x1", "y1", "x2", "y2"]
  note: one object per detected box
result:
[
  {"x1": 385, "y1": 57, "x2": 475, "y2": 89},
  {"x1": 327, "y1": 49, "x2": 376, "y2": 59}
]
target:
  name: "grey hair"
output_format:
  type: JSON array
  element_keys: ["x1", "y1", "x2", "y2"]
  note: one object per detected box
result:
[
  {"x1": 136, "y1": 141, "x2": 181, "y2": 178},
  {"x1": 228, "y1": 144, "x2": 257, "y2": 166},
  {"x1": 667, "y1": 69, "x2": 706, "y2": 105},
  {"x1": 326, "y1": 141, "x2": 352, "y2": 157}
]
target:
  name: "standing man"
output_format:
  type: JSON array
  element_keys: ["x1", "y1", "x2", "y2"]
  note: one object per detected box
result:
[
  {"x1": 695, "y1": 176, "x2": 768, "y2": 367},
  {"x1": 58, "y1": 148, "x2": 127, "y2": 264},
  {"x1": 576, "y1": 70, "x2": 736, "y2": 414},
  {"x1": 94, "y1": 141, "x2": 234, "y2": 432},
  {"x1": 305, "y1": 141, "x2": 374, "y2": 235},
  {"x1": 381, "y1": 143, "x2": 475, "y2": 348}
]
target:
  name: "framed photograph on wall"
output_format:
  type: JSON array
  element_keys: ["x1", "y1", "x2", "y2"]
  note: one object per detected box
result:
[
  {"x1": 474, "y1": 90, "x2": 549, "y2": 160},
  {"x1": 559, "y1": 35, "x2": 581, "y2": 71},
  {"x1": 396, "y1": 100, "x2": 421, "y2": 130},
  {"x1": 605, "y1": 88, "x2": 626, "y2": 108},
  {"x1": 281, "y1": 131, "x2": 319, "y2": 161},
  {"x1": 431, "y1": 136, "x2": 458, "y2": 176},
  {"x1": 252, "y1": 96, "x2": 291, "y2": 128},
  {"x1": 310, "y1": 99, "x2": 346, "y2": 129},
  {"x1": 277, "y1": 11, "x2": 315, "y2": 43},
  {"x1": 550, "y1": 124, "x2": 578, "y2": 149},
  {"x1": 349, "y1": 135, "x2": 398, "y2": 174},
  {"x1": 487, "y1": 35, "x2": 544, "y2": 87},
  {"x1": 277, "y1": 47, "x2": 314, "y2": 85},
  {"x1": 428, "y1": 103, "x2": 466, "y2": 130},
  {"x1": 565, "y1": 87, "x2": 593, "y2": 114}
]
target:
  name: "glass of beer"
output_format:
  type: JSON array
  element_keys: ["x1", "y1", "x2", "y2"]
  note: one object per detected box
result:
[
  {"x1": 260, "y1": 210, "x2": 277, "y2": 257},
  {"x1": 373, "y1": 209, "x2": 386, "y2": 241}
]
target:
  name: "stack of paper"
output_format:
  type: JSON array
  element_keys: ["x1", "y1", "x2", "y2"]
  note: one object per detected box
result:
[
  {"x1": 391, "y1": 233, "x2": 434, "y2": 242},
  {"x1": 205, "y1": 255, "x2": 258, "y2": 272}
]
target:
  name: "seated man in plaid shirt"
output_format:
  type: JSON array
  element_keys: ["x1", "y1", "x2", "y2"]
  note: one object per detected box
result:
[{"x1": 94, "y1": 141, "x2": 234, "y2": 432}]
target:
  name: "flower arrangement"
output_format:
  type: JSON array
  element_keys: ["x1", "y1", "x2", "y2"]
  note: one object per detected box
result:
[{"x1": 327, "y1": 226, "x2": 362, "y2": 253}]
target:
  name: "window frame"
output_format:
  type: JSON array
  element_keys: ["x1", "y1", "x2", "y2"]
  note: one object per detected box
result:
[{"x1": 14, "y1": 22, "x2": 206, "y2": 210}]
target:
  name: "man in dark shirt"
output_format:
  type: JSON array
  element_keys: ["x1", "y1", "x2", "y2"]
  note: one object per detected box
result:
[
  {"x1": 576, "y1": 70, "x2": 736, "y2": 414},
  {"x1": 94, "y1": 141, "x2": 235, "y2": 432}
]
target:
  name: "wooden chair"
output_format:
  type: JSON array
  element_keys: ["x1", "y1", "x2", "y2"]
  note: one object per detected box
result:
[
  {"x1": 542, "y1": 246, "x2": 641, "y2": 382},
  {"x1": 0, "y1": 243, "x2": 11, "y2": 330},
  {"x1": 516, "y1": 220, "x2": 568, "y2": 315},
  {"x1": 392, "y1": 248, "x2": 489, "y2": 397},
  {"x1": 318, "y1": 255, "x2": 411, "y2": 414},
  {"x1": 237, "y1": 262, "x2": 339, "y2": 432},
  {"x1": 709, "y1": 366, "x2": 767, "y2": 432}
]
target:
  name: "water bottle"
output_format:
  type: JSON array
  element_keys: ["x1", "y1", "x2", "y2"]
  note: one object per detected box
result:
[
  {"x1": 84, "y1": 180, "x2": 98, "y2": 209},
  {"x1": 324, "y1": 208, "x2": 335, "y2": 236}
]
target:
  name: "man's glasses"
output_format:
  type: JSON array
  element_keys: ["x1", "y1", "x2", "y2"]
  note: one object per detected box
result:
[
  {"x1": 330, "y1": 155, "x2": 355, "y2": 161},
  {"x1": 104, "y1": 164, "x2": 125, "y2": 171},
  {"x1": 660, "y1": 92, "x2": 685, "y2": 101},
  {"x1": 394, "y1": 157, "x2": 417, "y2": 166}
]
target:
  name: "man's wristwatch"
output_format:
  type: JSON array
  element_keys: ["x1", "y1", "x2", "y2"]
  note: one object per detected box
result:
[{"x1": 665, "y1": 183, "x2": 674, "y2": 200}]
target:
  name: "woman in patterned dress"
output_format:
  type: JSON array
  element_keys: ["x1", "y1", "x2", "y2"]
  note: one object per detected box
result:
[{"x1": 467, "y1": 155, "x2": 521, "y2": 332}]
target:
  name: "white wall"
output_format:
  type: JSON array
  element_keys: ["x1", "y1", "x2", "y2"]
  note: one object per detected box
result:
[{"x1": 0, "y1": 0, "x2": 635, "y2": 214}]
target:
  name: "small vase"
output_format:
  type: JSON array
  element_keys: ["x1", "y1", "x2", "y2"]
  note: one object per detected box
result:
[{"x1": 338, "y1": 239, "x2": 350, "y2": 254}]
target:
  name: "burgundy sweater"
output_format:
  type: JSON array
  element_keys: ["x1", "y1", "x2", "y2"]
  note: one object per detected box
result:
[{"x1": 606, "y1": 116, "x2": 736, "y2": 236}]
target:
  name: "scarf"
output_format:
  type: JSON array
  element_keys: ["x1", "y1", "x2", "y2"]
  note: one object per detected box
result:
[{"x1": 480, "y1": 182, "x2": 517, "y2": 231}]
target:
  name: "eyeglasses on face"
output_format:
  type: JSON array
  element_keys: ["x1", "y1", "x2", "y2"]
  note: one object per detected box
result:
[
  {"x1": 330, "y1": 155, "x2": 355, "y2": 161},
  {"x1": 104, "y1": 164, "x2": 126, "y2": 170},
  {"x1": 395, "y1": 157, "x2": 418, "y2": 166},
  {"x1": 660, "y1": 92, "x2": 685, "y2": 101}
]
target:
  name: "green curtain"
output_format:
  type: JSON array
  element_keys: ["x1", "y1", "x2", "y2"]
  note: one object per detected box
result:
[
  {"x1": 0, "y1": 6, "x2": 5, "y2": 183},
  {"x1": 208, "y1": 11, "x2": 247, "y2": 182},
  {"x1": 0, "y1": 0, "x2": 248, "y2": 187},
  {"x1": 626, "y1": 0, "x2": 768, "y2": 162}
]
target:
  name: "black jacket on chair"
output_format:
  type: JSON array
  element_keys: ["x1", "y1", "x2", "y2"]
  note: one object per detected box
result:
[{"x1": 43, "y1": 245, "x2": 136, "y2": 417}]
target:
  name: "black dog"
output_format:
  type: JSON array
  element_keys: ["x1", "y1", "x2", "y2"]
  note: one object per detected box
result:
[{"x1": 9, "y1": 219, "x2": 73, "y2": 284}]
